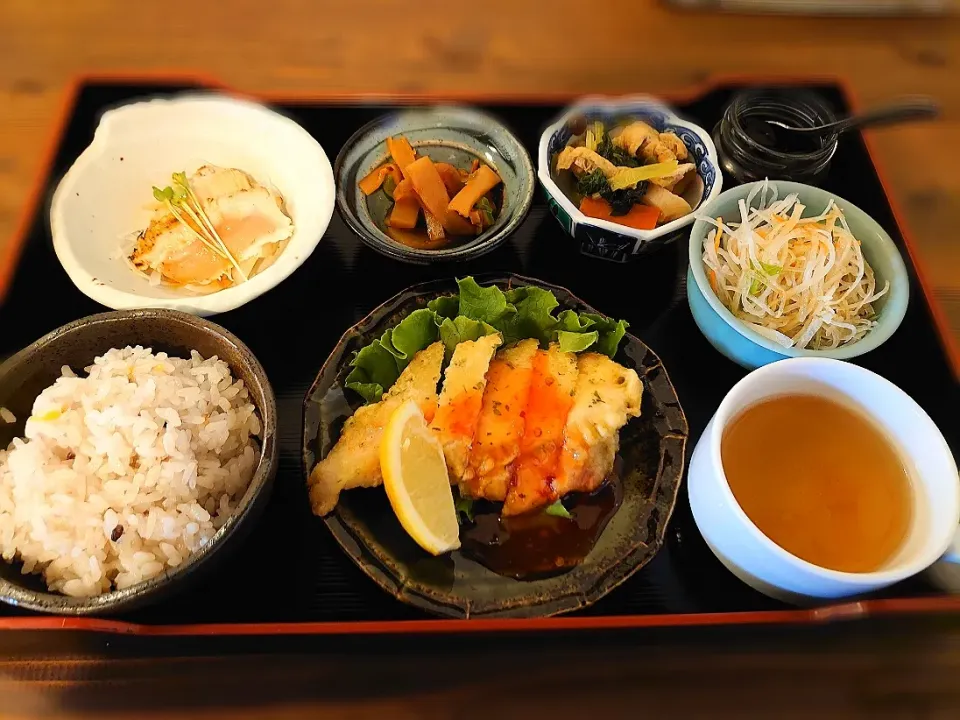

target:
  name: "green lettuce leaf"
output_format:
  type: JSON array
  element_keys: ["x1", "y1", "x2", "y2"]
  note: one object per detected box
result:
[
  {"x1": 344, "y1": 309, "x2": 438, "y2": 402},
  {"x1": 580, "y1": 313, "x2": 629, "y2": 358},
  {"x1": 499, "y1": 287, "x2": 560, "y2": 344},
  {"x1": 457, "y1": 277, "x2": 512, "y2": 325},
  {"x1": 551, "y1": 309, "x2": 627, "y2": 355},
  {"x1": 427, "y1": 295, "x2": 459, "y2": 319},
  {"x1": 556, "y1": 330, "x2": 599, "y2": 353},
  {"x1": 554, "y1": 309, "x2": 596, "y2": 333},
  {"x1": 386, "y1": 309, "x2": 439, "y2": 371},
  {"x1": 438, "y1": 316, "x2": 499, "y2": 355},
  {"x1": 345, "y1": 278, "x2": 630, "y2": 403},
  {"x1": 597, "y1": 321, "x2": 628, "y2": 358},
  {"x1": 344, "y1": 341, "x2": 400, "y2": 403}
]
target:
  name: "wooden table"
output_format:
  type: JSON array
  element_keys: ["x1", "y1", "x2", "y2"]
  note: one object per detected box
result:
[{"x1": 0, "y1": 1, "x2": 959, "y2": 717}]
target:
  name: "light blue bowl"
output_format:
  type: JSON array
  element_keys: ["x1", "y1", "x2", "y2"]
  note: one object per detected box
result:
[{"x1": 687, "y1": 181, "x2": 909, "y2": 369}]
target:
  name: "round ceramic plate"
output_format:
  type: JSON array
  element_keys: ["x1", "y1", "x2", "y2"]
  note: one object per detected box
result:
[
  {"x1": 334, "y1": 107, "x2": 535, "y2": 264},
  {"x1": 301, "y1": 274, "x2": 688, "y2": 618}
]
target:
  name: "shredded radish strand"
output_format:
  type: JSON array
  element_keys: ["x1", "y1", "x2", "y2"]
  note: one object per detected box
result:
[{"x1": 700, "y1": 182, "x2": 889, "y2": 350}]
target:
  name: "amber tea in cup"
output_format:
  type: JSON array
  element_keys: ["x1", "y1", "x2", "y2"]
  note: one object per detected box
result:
[{"x1": 721, "y1": 393, "x2": 913, "y2": 573}]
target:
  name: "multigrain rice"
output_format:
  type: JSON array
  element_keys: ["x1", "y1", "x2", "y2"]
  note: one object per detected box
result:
[{"x1": 0, "y1": 346, "x2": 261, "y2": 596}]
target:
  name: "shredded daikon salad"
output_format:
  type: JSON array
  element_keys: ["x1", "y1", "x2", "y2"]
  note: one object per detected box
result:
[{"x1": 700, "y1": 183, "x2": 889, "y2": 350}]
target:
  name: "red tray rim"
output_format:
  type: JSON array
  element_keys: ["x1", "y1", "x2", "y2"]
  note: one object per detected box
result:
[{"x1": 1, "y1": 71, "x2": 958, "y2": 636}]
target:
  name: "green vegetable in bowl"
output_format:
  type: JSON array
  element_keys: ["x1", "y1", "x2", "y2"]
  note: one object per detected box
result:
[
  {"x1": 382, "y1": 174, "x2": 397, "y2": 199},
  {"x1": 577, "y1": 169, "x2": 610, "y2": 198},
  {"x1": 596, "y1": 133, "x2": 640, "y2": 169},
  {"x1": 602, "y1": 187, "x2": 648, "y2": 217},
  {"x1": 576, "y1": 170, "x2": 648, "y2": 217}
]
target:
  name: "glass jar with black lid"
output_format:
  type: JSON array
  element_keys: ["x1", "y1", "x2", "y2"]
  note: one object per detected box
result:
[{"x1": 713, "y1": 89, "x2": 839, "y2": 186}]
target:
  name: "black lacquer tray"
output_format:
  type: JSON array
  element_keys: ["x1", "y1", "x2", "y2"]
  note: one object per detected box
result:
[{"x1": 0, "y1": 76, "x2": 956, "y2": 635}]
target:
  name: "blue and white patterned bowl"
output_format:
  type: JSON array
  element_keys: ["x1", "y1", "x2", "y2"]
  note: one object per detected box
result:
[{"x1": 538, "y1": 97, "x2": 722, "y2": 263}]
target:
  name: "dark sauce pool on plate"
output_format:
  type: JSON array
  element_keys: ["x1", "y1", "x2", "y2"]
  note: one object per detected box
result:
[{"x1": 461, "y1": 468, "x2": 624, "y2": 580}]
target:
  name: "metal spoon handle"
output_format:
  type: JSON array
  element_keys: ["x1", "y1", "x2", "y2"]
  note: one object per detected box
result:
[{"x1": 809, "y1": 99, "x2": 939, "y2": 134}]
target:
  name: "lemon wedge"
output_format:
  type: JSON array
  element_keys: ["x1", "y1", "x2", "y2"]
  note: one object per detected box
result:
[{"x1": 380, "y1": 400, "x2": 460, "y2": 556}]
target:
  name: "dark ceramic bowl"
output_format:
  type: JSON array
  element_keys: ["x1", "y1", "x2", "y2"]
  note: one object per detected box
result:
[
  {"x1": 0, "y1": 310, "x2": 278, "y2": 615},
  {"x1": 302, "y1": 274, "x2": 688, "y2": 619},
  {"x1": 538, "y1": 96, "x2": 722, "y2": 263},
  {"x1": 335, "y1": 106, "x2": 535, "y2": 264}
]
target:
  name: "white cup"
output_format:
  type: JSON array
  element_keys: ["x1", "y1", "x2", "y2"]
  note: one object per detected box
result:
[{"x1": 688, "y1": 357, "x2": 960, "y2": 603}]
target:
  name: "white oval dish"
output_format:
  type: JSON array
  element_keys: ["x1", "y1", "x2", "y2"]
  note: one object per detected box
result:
[{"x1": 51, "y1": 94, "x2": 335, "y2": 316}]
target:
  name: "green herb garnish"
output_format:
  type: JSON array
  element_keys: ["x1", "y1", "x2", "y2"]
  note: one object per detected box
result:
[
  {"x1": 152, "y1": 171, "x2": 247, "y2": 282},
  {"x1": 755, "y1": 260, "x2": 783, "y2": 276},
  {"x1": 455, "y1": 495, "x2": 475, "y2": 524},
  {"x1": 545, "y1": 500, "x2": 573, "y2": 519},
  {"x1": 748, "y1": 261, "x2": 782, "y2": 296}
]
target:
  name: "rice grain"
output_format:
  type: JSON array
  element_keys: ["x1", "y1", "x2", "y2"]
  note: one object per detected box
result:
[{"x1": 0, "y1": 346, "x2": 260, "y2": 596}]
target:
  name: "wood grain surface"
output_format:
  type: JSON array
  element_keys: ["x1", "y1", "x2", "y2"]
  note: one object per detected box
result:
[
  {"x1": 2, "y1": 620, "x2": 960, "y2": 719},
  {"x1": 1, "y1": 1, "x2": 960, "y2": 718}
]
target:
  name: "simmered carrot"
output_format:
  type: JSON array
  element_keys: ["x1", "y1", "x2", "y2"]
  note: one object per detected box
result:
[
  {"x1": 448, "y1": 165, "x2": 502, "y2": 218},
  {"x1": 387, "y1": 195, "x2": 420, "y2": 229},
  {"x1": 443, "y1": 209, "x2": 476, "y2": 236},
  {"x1": 386, "y1": 136, "x2": 418, "y2": 175},
  {"x1": 435, "y1": 162, "x2": 465, "y2": 196},
  {"x1": 358, "y1": 163, "x2": 400, "y2": 196},
  {"x1": 578, "y1": 197, "x2": 660, "y2": 230},
  {"x1": 392, "y1": 178, "x2": 416, "y2": 201},
  {"x1": 405, "y1": 156, "x2": 451, "y2": 222}
]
